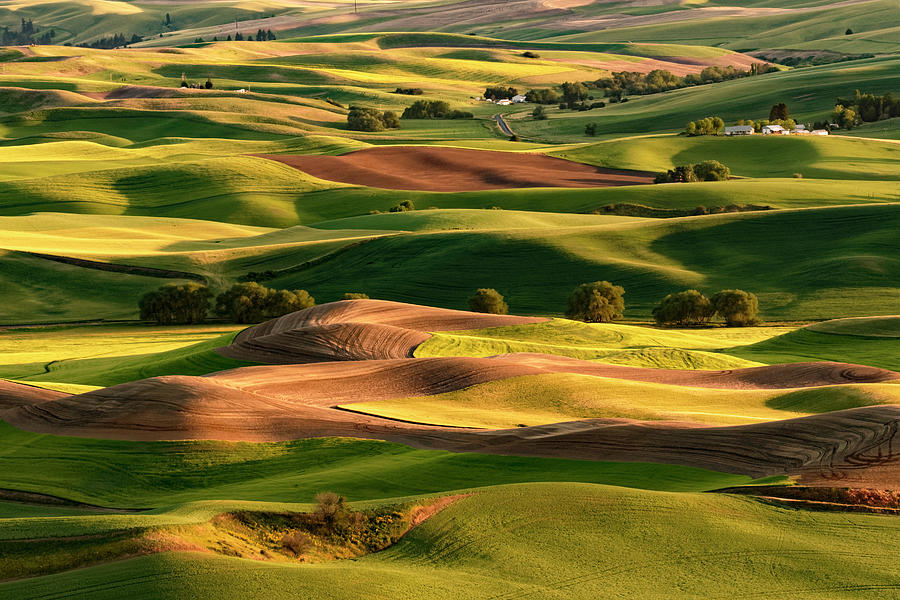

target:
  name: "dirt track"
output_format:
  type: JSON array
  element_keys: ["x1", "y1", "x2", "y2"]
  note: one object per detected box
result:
[{"x1": 256, "y1": 147, "x2": 655, "y2": 191}]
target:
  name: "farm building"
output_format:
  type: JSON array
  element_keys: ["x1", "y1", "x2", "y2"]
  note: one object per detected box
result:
[
  {"x1": 495, "y1": 99, "x2": 512, "y2": 106},
  {"x1": 724, "y1": 126, "x2": 754, "y2": 136},
  {"x1": 511, "y1": 94, "x2": 527, "y2": 103},
  {"x1": 811, "y1": 129, "x2": 829, "y2": 135},
  {"x1": 762, "y1": 124, "x2": 786, "y2": 135}
]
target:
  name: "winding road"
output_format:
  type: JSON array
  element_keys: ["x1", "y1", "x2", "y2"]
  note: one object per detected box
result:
[{"x1": 493, "y1": 113, "x2": 515, "y2": 137}]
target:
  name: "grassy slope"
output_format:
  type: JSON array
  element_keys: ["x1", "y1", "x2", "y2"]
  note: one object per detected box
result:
[
  {"x1": 552, "y1": 135, "x2": 900, "y2": 180},
  {"x1": 4, "y1": 482, "x2": 900, "y2": 599},
  {"x1": 727, "y1": 328, "x2": 900, "y2": 371},
  {"x1": 341, "y1": 373, "x2": 900, "y2": 428},
  {"x1": 0, "y1": 422, "x2": 756, "y2": 507},
  {"x1": 268, "y1": 204, "x2": 900, "y2": 319}
]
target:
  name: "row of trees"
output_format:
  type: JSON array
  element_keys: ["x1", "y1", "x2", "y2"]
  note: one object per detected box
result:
[
  {"x1": 78, "y1": 33, "x2": 143, "y2": 49},
  {"x1": 347, "y1": 106, "x2": 400, "y2": 132},
  {"x1": 139, "y1": 282, "x2": 314, "y2": 324},
  {"x1": 653, "y1": 289, "x2": 759, "y2": 326},
  {"x1": 401, "y1": 100, "x2": 472, "y2": 119},
  {"x1": 685, "y1": 116, "x2": 725, "y2": 136},
  {"x1": 468, "y1": 283, "x2": 758, "y2": 327},
  {"x1": 594, "y1": 65, "x2": 776, "y2": 100},
  {"x1": 654, "y1": 160, "x2": 730, "y2": 183},
  {"x1": 1, "y1": 19, "x2": 55, "y2": 45}
]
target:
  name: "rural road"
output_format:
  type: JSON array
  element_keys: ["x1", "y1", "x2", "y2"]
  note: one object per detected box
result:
[{"x1": 494, "y1": 113, "x2": 515, "y2": 136}]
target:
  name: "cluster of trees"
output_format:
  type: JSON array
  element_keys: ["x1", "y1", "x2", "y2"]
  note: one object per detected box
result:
[
  {"x1": 525, "y1": 88, "x2": 560, "y2": 104},
  {"x1": 756, "y1": 52, "x2": 873, "y2": 67},
  {"x1": 833, "y1": 91, "x2": 900, "y2": 127},
  {"x1": 653, "y1": 289, "x2": 759, "y2": 327},
  {"x1": 654, "y1": 160, "x2": 730, "y2": 183},
  {"x1": 199, "y1": 30, "x2": 278, "y2": 43},
  {"x1": 393, "y1": 87, "x2": 423, "y2": 95},
  {"x1": 139, "y1": 282, "x2": 315, "y2": 325},
  {"x1": 181, "y1": 75, "x2": 213, "y2": 89},
  {"x1": 1, "y1": 19, "x2": 55, "y2": 45},
  {"x1": 735, "y1": 117, "x2": 798, "y2": 132},
  {"x1": 401, "y1": 100, "x2": 472, "y2": 119},
  {"x1": 594, "y1": 65, "x2": 775, "y2": 100},
  {"x1": 521, "y1": 51, "x2": 540, "y2": 58},
  {"x1": 532, "y1": 105, "x2": 547, "y2": 120},
  {"x1": 347, "y1": 106, "x2": 399, "y2": 131},
  {"x1": 685, "y1": 116, "x2": 725, "y2": 136},
  {"x1": 483, "y1": 86, "x2": 518, "y2": 100}
]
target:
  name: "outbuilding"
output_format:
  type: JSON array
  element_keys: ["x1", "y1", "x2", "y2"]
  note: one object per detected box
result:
[
  {"x1": 511, "y1": 94, "x2": 527, "y2": 103},
  {"x1": 762, "y1": 124, "x2": 786, "y2": 135},
  {"x1": 724, "y1": 125, "x2": 754, "y2": 136}
]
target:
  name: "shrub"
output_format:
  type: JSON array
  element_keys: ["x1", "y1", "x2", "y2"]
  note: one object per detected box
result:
[
  {"x1": 389, "y1": 199, "x2": 415, "y2": 212},
  {"x1": 281, "y1": 531, "x2": 312, "y2": 555},
  {"x1": 215, "y1": 282, "x2": 315, "y2": 324},
  {"x1": 584, "y1": 123, "x2": 597, "y2": 136},
  {"x1": 566, "y1": 281, "x2": 625, "y2": 323},
  {"x1": 532, "y1": 105, "x2": 547, "y2": 120},
  {"x1": 652, "y1": 290, "x2": 714, "y2": 326},
  {"x1": 347, "y1": 106, "x2": 399, "y2": 131},
  {"x1": 342, "y1": 293, "x2": 370, "y2": 300},
  {"x1": 711, "y1": 289, "x2": 760, "y2": 326},
  {"x1": 693, "y1": 160, "x2": 730, "y2": 181},
  {"x1": 393, "y1": 87, "x2": 423, "y2": 95},
  {"x1": 314, "y1": 492, "x2": 350, "y2": 532},
  {"x1": 468, "y1": 288, "x2": 508, "y2": 314},
  {"x1": 522, "y1": 51, "x2": 540, "y2": 58},
  {"x1": 139, "y1": 282, "x2": 212, "y2": 325},
  {"x1": 509, "y1": 134, "x2": 519, "y2": 142}
]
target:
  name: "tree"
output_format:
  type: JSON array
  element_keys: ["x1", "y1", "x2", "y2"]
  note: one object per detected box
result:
[
  {"x1": 566, "y1": 281, "x2": 625, "y2": 323},
  {"x1": 560, "y1": 81, "x2": 589, "y2": 106},
  {"x1": 483, "y1": 86, "x2": 517, "y2": 101},
  {"x1": 525, "y1": 88, "x2": 559, "y2": 104},
  {"x1": 652, "y1": 290, "x2": 714, "y2": 326},
  {"x1": 266, "y1": 289, "x2": 315, "y2": 317},
  {"x1": 139, "y1": 282, "x2": 212, "y2": 325},
  {"x1": 532, "y1": 105, "x2": 547, "y2": 120},
  {"x1": 468, "y1": 288, "x2": 508, "y2": 315},
  {"x1": 342, "y1": 292, "x2": 370, "y2": 300},
  {"x1": 314, "y1": 492, "x2": 350, "y2": 531},
  {"x1": 204, "y1": 77, "x2": 213, "y2": 89},
  {"x1": 165, "y1": 12, "x2": 171, "y2": 25},
  {"x1": 845, "y1": 28, "x2": 853, "y2": 35},
  {"x1": 711, "y1": 289, "x2": 759, "y2": 326},
  {"x1": 401, "y1": 100, "x2": 471, "y2": 120},
  {"x1": 584, "y1": 122, "x2": 597, "y2": 136},
  {"x1": 693, "y1": 160, "x2": 730, "y2": 181},
  {"x1": 832, "y1": 104, "x2": 861, "y2": 129},
  {"x1": 769, "y1": 103, "x2": 789, "y2": 121}
]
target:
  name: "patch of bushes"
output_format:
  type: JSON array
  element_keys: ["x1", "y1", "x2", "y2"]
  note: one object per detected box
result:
[
  {"x1": 215, "y1": 282, "x2": 315, "y2": 324},
  {"x1": 389, "y1": 199, "x2": 415, "y2": 212},
  {"x1": 654, "y1": 160, "x2": 730, "y2": 183},
  {"x1": 347, "y1": 106, "x2": 400, "y2": 131},
  {"x1": 139, "y1": 282, "x2": 212, "y2": 325},
  {"x1": 653, "y1": 289, "x2": 759, "y2": 327},
  {"x1": 532, "y1": 105, "x2": 547, "y2": 120},
  {"x1": 468, "y1": 288, "x2": 508, "y2": 315},
  {"x1": 342, "y1": 293, "x2": 370, "y2": 300},
  {"x1": 401, "y1": 99, "x2": 472, "y2": 119},
  {"x1": 521, "y1": 51, "x2": 540, "y2": 58},
  {"x1": 566, "y1": 281, "x2": 625, "y2": 323},
  {"x1": 393, "y1": 87, "x2": 424, "y2": 95}
]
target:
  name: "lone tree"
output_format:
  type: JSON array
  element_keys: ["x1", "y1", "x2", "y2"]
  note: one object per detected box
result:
[
  {"x1": 532, "y1": 105, "x2": 547, "y2": 120},
  {"x1": 711, "y1": 289, "x2": 759, "y2": 326},
  {"x1": 652, "y1": 290, "x2": 714, "y2": 326},
  {"x1": 139, "y1": 282, "x2": 212, "y2": 325},
  {"x1": 566, "y1": 281, "x2": 625, "y2": 323},
  {"x1": 845, "y1": 28, "x2": 853, "y2": 35},
  {"x1": 769, "y1": 102, "x2": 789, "y2": 121},
  {"x1": 314, "y1": 492, "x2": 350, "y2": 532},
  {"x1": 468, "y1": 288, "x2": 508, "y2": 315},
  {"x1": 215, "y1": 282, "x2": 315, "y2": 324}
]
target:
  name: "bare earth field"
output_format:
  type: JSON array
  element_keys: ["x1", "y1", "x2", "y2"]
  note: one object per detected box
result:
[{"x1": 257, "y1": 147, "x2": 656, "y2": 191}]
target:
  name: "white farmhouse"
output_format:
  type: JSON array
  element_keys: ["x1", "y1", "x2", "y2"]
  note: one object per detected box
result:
[
  {"x1": 511, "y1": 94, "x2": 527, "y2": 103},
  {"x1": 761, "y1": 124, "x2": 786, "y2": 135},
  {"x1": 811, "y1": 129, "x2": 829, "y2": 135},
  {"x1": 724, "y1": 125, "x2": 754, "y2": 136},
  {"x1": 495, "y1": 98, "x2": 512, "y2": 106}
]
